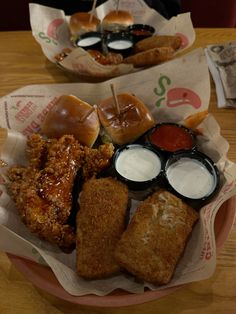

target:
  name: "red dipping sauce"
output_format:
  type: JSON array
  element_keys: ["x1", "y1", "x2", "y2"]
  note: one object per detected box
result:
[
  {"x1": 149, "y1": 123, "x2": 195, "y2": 152},
  {"x1": 131, "y1": 29, "x2": 152, "y2": 36}
]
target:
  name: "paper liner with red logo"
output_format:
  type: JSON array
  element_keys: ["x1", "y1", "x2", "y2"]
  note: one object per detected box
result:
[{"x1": 29, "y1": 0, "x2": 195, "y2": 79}]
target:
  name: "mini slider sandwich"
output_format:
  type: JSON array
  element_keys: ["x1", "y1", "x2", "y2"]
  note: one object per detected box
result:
[
  {"x1": 97, "y1": 91, "x2": 155, "y2": 145},
  {"x1": 101, "y1": 10, "x2": 134, "y2": 32},
  {"x1": 41, "y1": 95, "x2": 100, "y2": 147},
  {"x1": 69, "y1": 12, "x2": 101, "y2": 40}
]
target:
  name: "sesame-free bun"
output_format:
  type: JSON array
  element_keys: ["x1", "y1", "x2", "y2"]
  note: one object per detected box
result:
[
  {"x1": 101, "y1": 10, "x2": 134, "y2": 32},
  {"x1": 97, "y1": 93, "x2": 155, "y2": 145},
  {"x1": 41, "y1": 95, "x2": 100, "y2": 147},
  {"x1": 69, "y1": 12, "x2": 100, "y2": 36}
]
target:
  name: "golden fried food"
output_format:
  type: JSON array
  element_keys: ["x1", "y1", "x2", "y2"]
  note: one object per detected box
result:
[
  {"x1": 88, "y1": 50, "x2": 123, "y2": 65},
  {"x1": 114, "y1": 190, "x2": 199, "y2": 285},
  {"x1": 123, "y1": 47, "x2": 175, "y2": 68},
  {"x1": 76, "y1": 177, "x2": 129, "y2": 279},
  {"x1": 8, "y1": 134, "x2": 84, "y2": 251},
  {"x1": 82, "y1": 143, "x2": 114, "y2": 181},
  {"x1": 134, "y1": 35, "x2": 182, "y2": 53}
]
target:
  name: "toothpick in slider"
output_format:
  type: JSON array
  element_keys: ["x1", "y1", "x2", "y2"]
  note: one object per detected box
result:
[
  {"x1": 110, "y1": 83, "x2": 120, "y2": 115},
  {"x1": 79, "y1": 106, "x2": 95, "y2": 123},
  {"x1": 116, "y1": 0, "x2": 120, "y2": 13},
  {"x1": 89, "y1": 0, "x2": 98, "y2": 23}
]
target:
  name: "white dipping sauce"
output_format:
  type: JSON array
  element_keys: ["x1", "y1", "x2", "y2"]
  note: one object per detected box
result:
[
  {"x1": 78, "y1": 37, "x2": 101, "y2": 47},
  {"x1": 166, "y1": 158, "x2": 216, "y2": 199},
  {"x1": 108, "y1": 40, "x2": 132, "y2": 50},
  {"x1": 115, "y1": 146, "x2": 161, "y2": 182}
]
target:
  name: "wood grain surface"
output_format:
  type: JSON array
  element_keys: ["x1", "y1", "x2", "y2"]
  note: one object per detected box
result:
[{"x1": 0, "y1": 28, "x2": 236, "y2": 314}]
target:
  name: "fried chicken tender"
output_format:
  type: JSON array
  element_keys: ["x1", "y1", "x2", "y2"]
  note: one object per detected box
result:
[
  {"x1": 76, "y1": 177, "x2": 129, "y2": 279},
  {"x1": 8, "y1": 134, "x2": 84, "y2": 250},
  {"x1": 114, "y1": 190, "x2": 199, "y2": 285},
  {"x1": 82, "y1": 143, "x2": 114, "y2": 181}
]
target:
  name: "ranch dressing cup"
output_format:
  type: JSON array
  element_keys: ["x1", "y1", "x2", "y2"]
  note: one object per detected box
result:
[
  {"x1": 113, "y1": 144, "x2": 164, "y2": 192},
  {"x1": 106, "y1": 32, "x2": 134, "y2": 57},
  {"x1": 164, "y1": 150, "x2": 220, "y2": 207},
  {"x1": 75, "y1": 32, "x2": 102, "y2": 50}
]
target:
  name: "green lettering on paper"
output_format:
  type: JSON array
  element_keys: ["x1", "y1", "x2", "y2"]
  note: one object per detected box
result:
[
  {"x1": 38, "y1": 32, "x2": 51, "y2": 44},
  {"x1": 154, "y1": 75, "x2": 171, "y2": 96},
  {"x1": 153, "y1": 74, "x2": 171, "y2": 107}
]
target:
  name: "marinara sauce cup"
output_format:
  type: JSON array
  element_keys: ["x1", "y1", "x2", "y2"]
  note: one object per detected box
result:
[
  {"x1": 127, "y1": 24, "x2": 155, "y2": 43},
  {"x1": 146, "y1": 123, "x2": 196, "y2": 156}
]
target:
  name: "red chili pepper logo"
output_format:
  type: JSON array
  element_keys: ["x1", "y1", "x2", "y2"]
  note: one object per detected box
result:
[
  {"x1": 47, "y1": 18, "x2": 64, "y2": 40},
  {"x1": 175, "y1": 32, "x2": 189, "y2": 49},
  {"x1": 167, "y1": 88, "x2": 201, "y2": 109}
]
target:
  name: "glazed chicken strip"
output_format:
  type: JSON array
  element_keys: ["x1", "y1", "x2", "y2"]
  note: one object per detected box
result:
[
  {"x1": 8, "y1": 134, "x2": 84, "y2": 250},
  {"x1": 37, "y1": 135, "x2": 85, "y2": 222}
]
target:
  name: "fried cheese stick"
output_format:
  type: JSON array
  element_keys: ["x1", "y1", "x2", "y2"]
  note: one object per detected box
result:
[
  {"x1": 76, "y1": 177, "x2": 129, "y2": 279},
  {"x1": 114, "y1": 190, "x2": 199, "y2": 285}
]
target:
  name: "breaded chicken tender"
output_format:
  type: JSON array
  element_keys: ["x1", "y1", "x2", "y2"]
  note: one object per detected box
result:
[
  {"x1": 76, "y1": 177, "x2": 129, "y2": 279},
  {"x1": 114, "y1": 190, "x2": 199, "y2": 285},
  {"x1": 8, "y1": 134, "x2": 84, "y2": 251}
]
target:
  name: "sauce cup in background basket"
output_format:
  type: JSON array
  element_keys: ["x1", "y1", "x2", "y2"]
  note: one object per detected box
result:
[
  {"x1": 74, "y1": 31, "x2": 103, "y2": 50},
  {"x1": 105, "y1": 32, "x2": 134, "y2": 57},
  {"x1": 127, "y1": 24, "x2": 155, "y2": 43}
]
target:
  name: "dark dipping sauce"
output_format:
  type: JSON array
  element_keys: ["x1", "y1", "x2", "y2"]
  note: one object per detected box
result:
[
  {"x1": 149, "y1": 123, "x2": 194, "y2": 152},
  {"x1": 131, "y1": 29, "x2": 153, "y2": 36},
  {"x1": 127, "y1": 24, "x2": 155, "y2": 43}
]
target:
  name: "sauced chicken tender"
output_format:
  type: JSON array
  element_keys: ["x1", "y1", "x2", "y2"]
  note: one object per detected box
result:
[
  {"x1": 114, "y1": 190, "x2": 199, "y2": 285},
  {"x1": 76, "y1": 177, "x2": 129, "y2": 279},
  {"x1": 8, "y1": 134, "x2": 84, "y2": 250}
]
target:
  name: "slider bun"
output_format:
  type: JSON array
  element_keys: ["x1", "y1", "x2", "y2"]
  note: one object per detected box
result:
[
  {"x1": 101, "y1": 10, "x2": 134, "y2": 32},
  {"x1": 98, "y1": 93, "x2": 155, "y2": 145},
  {"x1": 41, "y1": 95, "x2": 100, "y2": 147},
  {"x1": 69, "y1": 12, "x2": 100, "y2": 36}
]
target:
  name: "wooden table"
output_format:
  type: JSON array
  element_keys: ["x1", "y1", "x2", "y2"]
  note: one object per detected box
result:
[{"x1": 0, "y1": 28, "x2": 236, "y2": 314}]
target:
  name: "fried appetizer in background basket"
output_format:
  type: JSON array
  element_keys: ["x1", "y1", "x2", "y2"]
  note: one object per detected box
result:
[
  {"x1": 123, "y1": 46, "x2": 175, "y2": 68},
  {"x1": 7, "y1": 134, "x2": 84, "y2": 251},
  {"x1": 114, "y1": 190, "x2": 199, "y2": 285},
  {"x1": 76, "y1": 177, "x2": 129, "y2": 279},
  {"x1": 134, "y1": 35, "x2": 182, "y2": 53}
]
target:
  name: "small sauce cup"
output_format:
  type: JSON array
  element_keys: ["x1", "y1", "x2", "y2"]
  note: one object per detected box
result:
[
  {"x1": 75, "y1": 31, "x2": 102, "y2": 50},
  {"x1": 127, "y1": 24, "x2": 155, "y2": 43},
  {"x1": 113, "y1": 144, "x2": 164, "y2": 191},
  {"x1": 105, "y1": 32, "x2": 134, "y2": 57},
  {"x1": 164, "y1": 150, "x2": 220, "y2": 207},
  {"x1": 146, "y1": 123, "x2": 196, "y2": 156}
]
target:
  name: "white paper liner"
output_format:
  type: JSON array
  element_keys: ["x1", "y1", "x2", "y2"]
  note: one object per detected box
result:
[
  {"x1": 29, "y1": 0, "x2": 195, "y2": 78},
  {"x1": 0, "y1": 48, "x2": 236, "y2": 296}
]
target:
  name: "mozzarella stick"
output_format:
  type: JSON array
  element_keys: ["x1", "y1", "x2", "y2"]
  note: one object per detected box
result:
[
  {"x1": 134, "y1": 35, "x2": 182, "y2": 53},
  {"x1": 123, "y1": 46, "x2": 175, "y2": 67}
]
